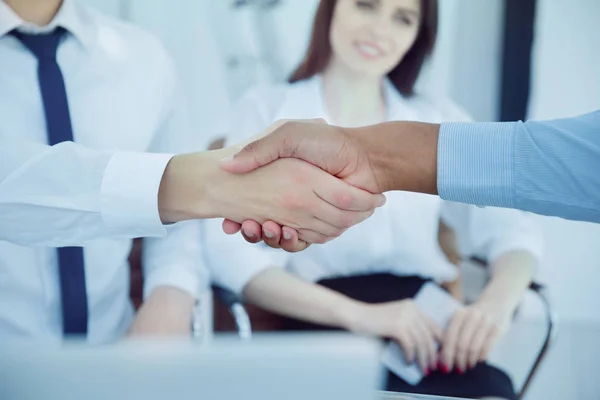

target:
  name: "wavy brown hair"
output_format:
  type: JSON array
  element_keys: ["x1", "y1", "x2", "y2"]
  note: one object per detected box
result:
[{"x1": 289, "y1": 0, "x2": 438, "y2": 97}]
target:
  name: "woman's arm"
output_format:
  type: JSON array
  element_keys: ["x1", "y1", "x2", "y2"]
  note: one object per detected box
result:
[
  {"x1": 478, "y1": 250, "x2": 536, "y2": 314},
  {"x1": 243, "y1": 267, "x2": 442, "y2": 371},
  {"x1": 437, "y1": 220, "x2": 463, "y2": 301},
  {"x1": 242, "y1": 267, "x2": 362, "y2": 329}
]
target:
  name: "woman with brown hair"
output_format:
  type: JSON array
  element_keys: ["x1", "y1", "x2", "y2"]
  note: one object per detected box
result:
[{"x1": 203, "y1": 1, "x2": 543, "y2": 398}]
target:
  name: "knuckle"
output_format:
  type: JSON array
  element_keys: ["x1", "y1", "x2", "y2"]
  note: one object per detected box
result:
[
  {"x1": 456, "y1": 342, "x2": 468, "y2": 354},
  {"x1": 281, "y1": 133, "x2": 299, "y2": 158},
  {"x1": 281, "y1": 193, "x2": 306, "y2": 212},
  {"x1": 334, "y1": 191, "x2": 355, "y2": 210}
]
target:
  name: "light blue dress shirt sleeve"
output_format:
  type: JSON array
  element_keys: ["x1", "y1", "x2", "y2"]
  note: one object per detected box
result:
[{"x1": 438, "y1": 110, "x2": 600, "y2": 223}]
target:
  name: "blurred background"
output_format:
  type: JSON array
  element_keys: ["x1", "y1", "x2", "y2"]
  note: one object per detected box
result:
[{"x1": 81, "y1": 0, "x2": 600, "y2": 398}]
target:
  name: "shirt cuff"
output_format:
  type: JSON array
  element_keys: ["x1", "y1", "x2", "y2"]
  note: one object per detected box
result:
[
  {"x1": 437, "y1": 122, "x2": 517, "y2": 209},
  {"x1": 101, "y1": 152, "x2": 173, "y2": 238}
]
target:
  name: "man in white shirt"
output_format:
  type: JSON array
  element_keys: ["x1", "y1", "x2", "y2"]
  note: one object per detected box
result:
[
  {"x1": 0, "y1": 0, "x2": 385, "y2": 341},
  {"x1": 0, "y1": 0, "x2": 208, "y2": 342}
]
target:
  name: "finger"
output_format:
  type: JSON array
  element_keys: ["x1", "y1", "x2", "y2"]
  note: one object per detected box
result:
[
  {"x1": 308, "y1": 193, "x2": 377, "y2": 234},
  {"x1": 423, "y1": 315, "x2": 443, "y2": 369},
  {"x1": 478, "y1": 325, "x2": 500, "y2": 365},
  {"x1": 281, "y1": 226, "x2": 299, "y2": 242},
  {"x1": 290, "y1": 203, "x2": 354, "y2": 239},
  {"x1": 454, "y1": 312, "x2": 483, "y2": 373},
  {"x1": 395, "y1": 333, "x2": 416, "y2": 365},
  {"x1": 467, "y1": 322, "x2": 495, "y2": 370},
  {"x1": 412, "y1": 316, "x2": 436, "y2": 372},
  {"x1": 425, "y1": 315, "x2": 444, "y2": 343},
  {"x1": 220, "y1": 120, "x2": 304, "y2": 174},
  {"x1": 240, "y1": 220, "x2": 263, "y2": 243},
  {"x1": 262, "y1": 222, "x2": 283, "y2": 249},
  {"x1": 296, "y1": 228, "x2": 333, "y2": 245},
  {"x1": 222, "y1": 219, "x2": 242, "y2": 235},
  {"x1": 314, "y1": 178, "x2": 386, "y2": 211},
  {"x1": 220, "y1": 120, "x2": 351, "y2": 180},
  {"x1": 280, "y1": 227, "x2": 311, "y2": 253},
  {"x1": 442, "y1": 310, "x2": 466, "y2": 372}
]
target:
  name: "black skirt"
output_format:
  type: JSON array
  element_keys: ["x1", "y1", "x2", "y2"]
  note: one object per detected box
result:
[{"x1": 281, "y1": 273, "x2": 517, "y2": 400}]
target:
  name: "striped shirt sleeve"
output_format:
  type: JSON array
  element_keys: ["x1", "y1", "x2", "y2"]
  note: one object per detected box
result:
[{"x1": 437, "y1": 110, "x2": 600, "y2": 223}]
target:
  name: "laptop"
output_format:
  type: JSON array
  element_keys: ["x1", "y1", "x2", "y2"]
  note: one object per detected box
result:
[{"x1": 0, "y1": 333, "x2": 381, "y2": 400}]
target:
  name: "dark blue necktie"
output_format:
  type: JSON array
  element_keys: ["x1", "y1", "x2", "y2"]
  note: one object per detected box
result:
[{"x1": 11, "y1": 28, "x2": 88, "y2": 337}]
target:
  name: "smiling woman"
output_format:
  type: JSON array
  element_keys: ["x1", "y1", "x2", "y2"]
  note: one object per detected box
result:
[
  {"x1": 204, "y1": 1, "x2": 540, "y2": 399},
  {"x1": 290, "y1": 0, "x2": 437, "y2": 97}
]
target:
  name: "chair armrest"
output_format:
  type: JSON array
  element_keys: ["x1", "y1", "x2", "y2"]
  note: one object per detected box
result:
[
  {"x1": 212, "y1": 285, "x2": 253, "y2": 340},
  {"x1": 212, "y1": 284, "x2": 243, "y2": 308}
]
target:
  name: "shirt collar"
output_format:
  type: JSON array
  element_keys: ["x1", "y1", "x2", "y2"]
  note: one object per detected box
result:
[{"x1": 0, "y1": 0, "x2": 94, "y2": 48}]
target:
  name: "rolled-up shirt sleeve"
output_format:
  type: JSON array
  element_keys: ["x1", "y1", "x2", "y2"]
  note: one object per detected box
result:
[
  {"x1": 438, "y1": 110, "x2": 600, "y2": 223},
  {"x1": 0, "y1": 139, "x2": 170, "y2": 247}
]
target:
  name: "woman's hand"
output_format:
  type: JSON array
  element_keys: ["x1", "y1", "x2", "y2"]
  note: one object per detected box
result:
[
  {"x1": 441, "y1": 301, "x2": 512, "y2": 373},
  {"x1": 348, "y1": 300, "x2": 442, "y2": 373}
]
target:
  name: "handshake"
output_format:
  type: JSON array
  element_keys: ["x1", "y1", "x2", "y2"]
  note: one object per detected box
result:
[{"x1": 158, "y1": 119, "x2": 440, "y2": 252}]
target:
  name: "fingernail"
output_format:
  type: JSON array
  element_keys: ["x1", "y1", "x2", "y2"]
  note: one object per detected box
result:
[
  {"x1": 283, "y1": 231, "x2": 292, "y2": 240},
  {"x1": 423, "y1": 368, "x2": 429, "y2": 377},
  {"x1": 457, "y1": 367, "x2": 464, "y2": 375},
  {"x1": 441, "y1": 364, "x2": 450, "y2": 374},
  {"x1": 245, "y1": 231, "x2": 255, "y2": 239},
  {"x1": 264, "y1": 231, "x2": 274, "y2": 239}
]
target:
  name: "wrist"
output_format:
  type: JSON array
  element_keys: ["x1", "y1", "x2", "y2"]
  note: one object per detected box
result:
[
  {"x1": 349, "y1": 122, "x2": 440, "y2": 194},
  {"x1": 158, "y1": 149, "x2": 232, "y2": 223},
  {"x1": 337, "y1": 301, "x2": 370, "y2": 333},
  {"x1": 476, "y1": 294, "x2": 514, "y2": 317}
]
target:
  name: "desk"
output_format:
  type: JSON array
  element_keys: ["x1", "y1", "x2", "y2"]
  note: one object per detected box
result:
[{"x1": 379, "y1": 392, "x2": 467, "y2": 400}]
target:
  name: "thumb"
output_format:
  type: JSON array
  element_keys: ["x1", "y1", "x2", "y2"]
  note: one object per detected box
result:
[
  {"x1": 220, "y1": 119, "x2": 320, "y2": 174},
  {"x1": 220, "y1": 131, "x2": 296, "y2": 174}
]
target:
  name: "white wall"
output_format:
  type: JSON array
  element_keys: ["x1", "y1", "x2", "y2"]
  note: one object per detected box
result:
[
  {"x1": 127, "y1": 0, "x2": 231, "y2": 148},
  {"x1": 422, "y1": 0, "x2": 504, "y2": 122},
  {"x1": 527, "y1": 0, "x2": 600, "y2": 324}
]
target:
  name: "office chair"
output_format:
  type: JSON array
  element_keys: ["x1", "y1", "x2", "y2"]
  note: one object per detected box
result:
[
  {"x1": 211, "y1": 258, "x2": 557, "y2": 400},
  {"x1": 468, "y1": 256, "x2": 558, "y2": 400},
  {"x1": 212, "y1": 285, "x2": 253, "y2": 340}
]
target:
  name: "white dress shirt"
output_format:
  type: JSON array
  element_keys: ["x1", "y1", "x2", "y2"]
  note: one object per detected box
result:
[
  {"x1": 204, "y1": 76, "x2": 543, "y2": 291},
  {"x1": 0, "y1": 0, "x2": 207, "y2": 343}
]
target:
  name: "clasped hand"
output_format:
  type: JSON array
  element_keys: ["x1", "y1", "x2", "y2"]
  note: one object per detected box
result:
[
  {"x1": 219, "y1": 119, "x2": 389, "y2": 251},
  {"x1": 351, "y1": 299, "x2": 509, "y2": 375}
]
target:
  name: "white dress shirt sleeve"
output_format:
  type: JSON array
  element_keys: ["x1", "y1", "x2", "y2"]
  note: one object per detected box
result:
[
  {"x1": 141, "y1": 46, "x2": 208, "y2": 299},
  {"x1": 0, "y1": 138, "x2": 171, "y2": 247},
  {"x1": 440, "y1": 202, "x2": 544, "y2": 265}
]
